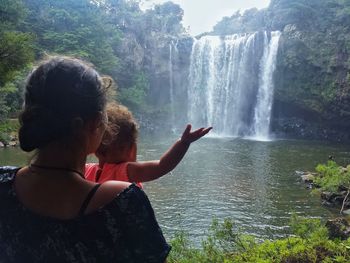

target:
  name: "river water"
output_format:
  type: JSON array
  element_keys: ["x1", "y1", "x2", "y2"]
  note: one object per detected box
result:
[{"x1": 1, "y1": 136, "x2": 350, "y2": 244}]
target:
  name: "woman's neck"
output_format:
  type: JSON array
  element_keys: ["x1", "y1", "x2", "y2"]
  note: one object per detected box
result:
[{"x1": 32, "y1": 141, "x2": 87, "y2": 174}]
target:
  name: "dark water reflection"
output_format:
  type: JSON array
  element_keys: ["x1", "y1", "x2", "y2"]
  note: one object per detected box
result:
[{"x1": 1, "y1": 136, "x2": 350, "y2": 244}]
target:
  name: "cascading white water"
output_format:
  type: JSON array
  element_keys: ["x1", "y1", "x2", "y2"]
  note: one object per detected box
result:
[
  {"x1": 252, "y1": 31, "x2": 281, "y2": 140},
  {"x1": 188, "y1": 31, "x2": 281, "y2": 140},
  {"x1": 168, "y1": 40, "x2": 178, "y2": 133},
  {"x1": 169, "y1": 42, "x2": 175, "y2": 130}
]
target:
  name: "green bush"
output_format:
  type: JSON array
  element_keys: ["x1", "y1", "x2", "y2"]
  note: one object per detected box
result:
[
  {"x1": 314, "y1": 161, "x2": 350, "y2": 192},
  {"x1": 168, "y1": 217, "x2": 350, "y2": 263},
  {"x1": 0, "y1": 119, "x2": 19, "y2": 144}
]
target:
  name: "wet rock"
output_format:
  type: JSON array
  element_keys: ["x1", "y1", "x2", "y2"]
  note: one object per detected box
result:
[
  {"x1": 321, "y1": 191, "x2": 336, "y2": 201},
  {"x1": 321, "y1": 191, "x2": 345, "y2": 206},
  {"x1": 338, "y1": 185, "x2": 348, "y2": 192},
  {"x1": 333, "y1": 194, "x2": 346, "y2": 205},
  {"x1": 340, "y1": 167, "x2": 348, "y2": 173},
  {"x1": 10, "y1": 135, "x2": 18, "y2": 142},
  {"x1": 301, "y1": 173, "x2": 315, "y2": 183},
  {"x1": 322, "y1": 200, "x2": 334, "y2": 207},
  {"x1": 295, "y1": 170, "x2": 305, "y2": 176},
  {"x1": 326, "y1": 218, "x2": 350, "y2": 240},
  {"x1": 0, "y1": 142, "x2": 4, "y2": 148},
  {"x1": 8, "y1": 141, "x2": 17, "y2": 147},
  {"x1": 271, "y1": 115, "x2": 350, "y2": 143},
  {"x1": 297, "y1": 170, "x2": 318, "y2": 189},
  {"x1": 319, "y1": 190, "x2": 350, "y2": 209}
]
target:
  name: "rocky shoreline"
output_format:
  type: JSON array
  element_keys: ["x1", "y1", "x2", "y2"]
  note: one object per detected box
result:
[
  {"x1": 0, "y1": 135, "x2": 19, "y2": 148},
  {"x1": 298, "y1": 163, "x2": 350, "y2": 239},
  {"x1": 299, "y1": 164, "x2": 350, "y2": 213}
]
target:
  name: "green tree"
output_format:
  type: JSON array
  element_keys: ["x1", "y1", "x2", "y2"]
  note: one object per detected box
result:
[
  {"x1": 0, "y1": 0, "x2": 34, "y2": 122},
  {"x1": 151, "y1": 2, "x2": 184, "y2": 34},
  {"x1": 22, "y1": 0, "x2": 121, "y2": 76}
]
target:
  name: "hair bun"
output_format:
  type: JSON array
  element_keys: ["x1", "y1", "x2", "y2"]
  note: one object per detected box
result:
[{"x1": 19, "y1": 106, "x2": 69, "y2": 152}]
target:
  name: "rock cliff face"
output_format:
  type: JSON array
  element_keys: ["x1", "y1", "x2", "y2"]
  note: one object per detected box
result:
[
  {"x1": 115, "y1": 26, "x2": 193, "y2": 131},
  {"x1": 272, "y1": 22, "x2": 350, "y2": 141},
  {"x1": 146, "y1": 35, "x2": 193, "y2": 111}
]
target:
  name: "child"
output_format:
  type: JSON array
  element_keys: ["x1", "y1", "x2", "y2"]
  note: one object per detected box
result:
[{"x1": 85, "y1": 103, "x2": 212, "y2": 186}]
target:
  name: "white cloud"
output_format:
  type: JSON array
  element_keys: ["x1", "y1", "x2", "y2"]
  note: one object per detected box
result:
[{"x1": 141, "y1": 0, "x2": 270, "y2": 35}]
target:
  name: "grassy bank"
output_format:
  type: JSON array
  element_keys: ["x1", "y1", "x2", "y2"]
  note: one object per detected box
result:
[
  {"x1": 168, "y1": 216, "x2": 350, "y2": 263},
  {"x1": 310, "y1": 161, "x2": 350, "y2": 214}
]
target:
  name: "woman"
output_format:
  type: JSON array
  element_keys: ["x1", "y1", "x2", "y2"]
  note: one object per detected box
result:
[{"x1": 0, "y1": 56, "x2": 170, "y2": 262}]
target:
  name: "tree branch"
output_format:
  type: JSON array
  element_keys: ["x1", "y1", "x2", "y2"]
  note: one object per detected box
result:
[{"x1": 340, "y1": 189, "x2": 350, "y2": 215}]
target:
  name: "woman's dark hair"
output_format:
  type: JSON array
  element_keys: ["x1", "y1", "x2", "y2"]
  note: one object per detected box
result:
[{"x1": 19, "y1": 56, "x2": 109, "y2": 152}]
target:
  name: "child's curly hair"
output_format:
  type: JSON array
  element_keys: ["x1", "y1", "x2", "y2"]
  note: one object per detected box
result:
[{"x1": 97, "y1": 102, "x2": 138, "y2": 156}]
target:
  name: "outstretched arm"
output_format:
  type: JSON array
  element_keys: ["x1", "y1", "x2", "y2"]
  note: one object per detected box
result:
[{"x1": 127, "y1": 124, "x2": 212, "y2": 182}]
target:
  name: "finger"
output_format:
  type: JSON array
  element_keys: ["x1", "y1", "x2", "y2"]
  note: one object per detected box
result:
[
  {"x1": 203, "y1": 127, "x2": 213, "y2": 134},
  {"x1": 182, "y1": 124, "x2": 192, "y2": 137},
  {"x1": 192, "y1": 127, "x2": 205, "y2": 133},
  {"x1": 197, "y1": 127, "x2": 212, "y2": 137}
]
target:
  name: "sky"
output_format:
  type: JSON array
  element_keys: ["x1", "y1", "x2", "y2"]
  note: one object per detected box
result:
[{"x1": 141, "y1": 0, "x2": 271, "y2": 35}]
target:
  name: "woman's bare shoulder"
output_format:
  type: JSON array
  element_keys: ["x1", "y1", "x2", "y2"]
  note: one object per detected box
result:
[
  {"x1": 86, "y1": 180, "x2": 132, "y2": 213},
  {"x1": 100, "y1": 180, "x2": 131, "y2": 197}
]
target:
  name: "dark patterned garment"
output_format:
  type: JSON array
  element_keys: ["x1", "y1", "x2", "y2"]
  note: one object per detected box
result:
[{"x1": 0, "y1": 166, "x2": 171, "y2": 263}]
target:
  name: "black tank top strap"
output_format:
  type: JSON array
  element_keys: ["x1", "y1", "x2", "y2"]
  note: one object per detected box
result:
[
  {"x1": 95, "y1": 168, "x2": 102, "y2": 182},
  {"x1": 78, "y1": 184, "x2": 102, "y2": 216}
]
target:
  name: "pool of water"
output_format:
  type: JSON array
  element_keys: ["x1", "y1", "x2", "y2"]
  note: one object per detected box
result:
[
  {"x1": 1, "y1": 136, "x2": 350, "y2": 244},
  {"x1": 138, "y1": 136, "x2": 350, "y2": 242}
]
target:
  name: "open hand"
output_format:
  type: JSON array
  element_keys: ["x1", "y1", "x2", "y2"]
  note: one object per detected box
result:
[{"x1": 180, "y1": 124, "x2": 212, "y2": 144}]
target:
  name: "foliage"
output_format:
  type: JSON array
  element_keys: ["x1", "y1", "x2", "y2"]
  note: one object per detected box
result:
[
  {"x1": 0, "y1": 0, "x2": 34, "y2": 123},
  {"x1": 213, "y1": 9, "x2": 266, "y2": 35},
  {"x1": 313, "y1": 161, "x2": 350, "y2": 193},
  {"x1": 21, "y1": 0, "x2": 121, "y2": 76},
  {"x1": 0, "y1": 32, "x2": 33, "y2": 85},
  {"x1": 143, "y1": 2, "x2": 184, "y2": 35},
  {"x1": 0, "y1": 67, "x2": 30, "y2": 123},
  {"x1": 289, "y1": 214, "x2": 328, "y2": 240},
  {"x1": 168, "y1": 217, "x2": 350, "y2": 263},
  {"x1": 0, "y1": 119, "x2": 19, "y2": 144},
  {"x1": 0, "y1": 0, "x2": 187, "y2": 138},
  {"x1": 0, "y1": 0, "x2": 26, "y2": 28},
  {"x1": 118, "y1": 71, "x2": 149, "y2": 111}
]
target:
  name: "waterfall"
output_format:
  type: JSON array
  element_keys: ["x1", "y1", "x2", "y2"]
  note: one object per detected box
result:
[
  {"x1": 187, "y1": 31, "x2": 281, "y2": 139},
  {"x1": 252, "y1": 31, "x2": 281, "y2": 140},
  {"x1": 168, "y1": 40, "x2": 178, "y2": 132}
]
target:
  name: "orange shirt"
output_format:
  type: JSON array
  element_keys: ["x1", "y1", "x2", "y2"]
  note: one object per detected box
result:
[{"x1": 85, "y1": 162, "x2": 143, "y2": 188}]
